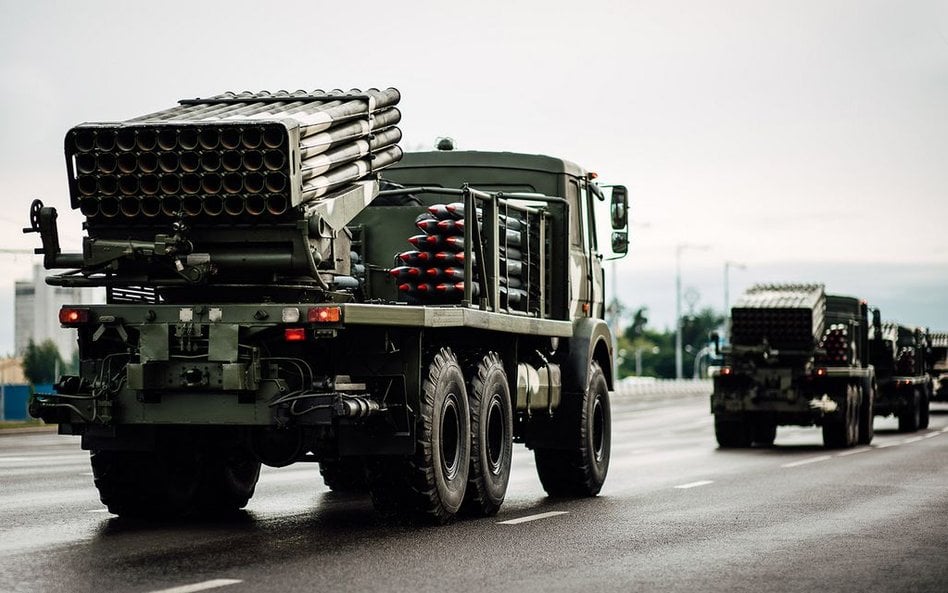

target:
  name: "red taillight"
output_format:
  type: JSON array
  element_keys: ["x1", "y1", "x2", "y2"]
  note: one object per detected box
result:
[
  {"x1": 307, "y1": 306, "x2": 341, "y2": 323},
  {"x1": 815, "y1": 367, "x2": 827, "y2": 377},
  {"x1": 59, "y1": 307, "x2": 89, "y2": 325},
  {"x1": 721, "y1": 366, "x2": 732, "y2": 376},
  {"x1": 284, "y1": 328, "x2": 306, "y2": 342}
]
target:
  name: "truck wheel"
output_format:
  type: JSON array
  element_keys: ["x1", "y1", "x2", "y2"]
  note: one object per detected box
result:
[
  {"x1": 319, "y1": 458, "x2": 367, "y2": 493},
  {"x1": 196, "y1": 447, "x2": 261, "y2": 513},
  {"x1": 823, "y1": 384, "x2": 858, "y2": 448},
  {"x1": 897, "y1": 389, "x2": 921, "y2": 433},
  {"x1": 714, "y1": 416, "x2": 751, "y2": 448},
  {"x1": 857, "y1": 382, "x2": 875, "y2": 445},
  {"x1": 462, "y1": 352, "x2": 513, "y2": 516},
  {"x1": 750, "y1": 421, "x2": 777, "y2": 447},
  {"x1": 534, "y1": 361, "x2": 611, "y2": 497},
  {"x1": 368, "y1": 347, "x2": 471, "y2": 523},
  {"x1": 919, "y1": 387, "x2": 930, "y2": 430},
  {"x1": 91, "y1": 448, "x2": 200, "y2": 518}
]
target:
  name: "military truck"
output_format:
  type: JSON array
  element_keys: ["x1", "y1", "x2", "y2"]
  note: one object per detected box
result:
[
  {"x1": 869, "y1": 319, "x2": 932, "y2": 431},
  {"x1": 710, "y1": 284, "x2": 875, "y2": 449},
  {"x1": 928, "y1": 332, "x2": 948, "y2": 402},
  {"x1": 24, "y1": 89, "x2": 631, "y2": 523}
]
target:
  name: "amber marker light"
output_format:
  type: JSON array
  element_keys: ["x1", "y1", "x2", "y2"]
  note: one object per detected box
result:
[
  {"x1": 284, "y1": 328, "x2": 306, "y2": 342},
  {"x1": 59, "y1": 307, "x2": 89, "y2": 325},
  {"x1": 308, "y1": 306, "x2": 341, "y2": 323}
]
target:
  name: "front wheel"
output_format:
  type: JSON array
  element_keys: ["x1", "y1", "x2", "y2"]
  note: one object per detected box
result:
[{"x1": 534, "y1": 361, "x2": 611, "y2": 497}]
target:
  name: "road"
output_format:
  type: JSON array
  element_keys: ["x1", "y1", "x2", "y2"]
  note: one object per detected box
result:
[{"x1": 1, "y1": 392, "x2": 946, "y2": 593}]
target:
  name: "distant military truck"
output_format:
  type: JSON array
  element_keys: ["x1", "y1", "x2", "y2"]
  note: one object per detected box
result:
[
  {"x1": 711, "y1": 284, "x2": 875, "y2": 449},
  {"x1": 929, "y1": 332, "x2": 948, "y2": 402},
  {"x1": 869, "y1": 319, "x2": 932, "y2": 431}
]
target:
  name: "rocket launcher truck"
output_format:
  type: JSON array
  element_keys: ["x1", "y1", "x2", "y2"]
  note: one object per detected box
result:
[
  {"x1": 24, "y1": 89, "x2": 631, "y2": 523},
  {"x1": 710, "y1": 284, "x2": 876, "y2": 449},
  {"x1": 868, "y1": 320, "x2": 932, "y2": 431}
]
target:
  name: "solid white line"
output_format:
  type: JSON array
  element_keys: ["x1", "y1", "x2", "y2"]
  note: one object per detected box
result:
[
  {"x1": 874, "y1": 442, "x2": 900, "y2": 449},
  {"x1": 923, "y1": 432, "x2": 940, "y2": 439},
  {"x1": 85, "y1": 509, "x2": 109, "y2": 513},
  {"x1": 836, "y1": 447, "x2": 871, "y2": 457},
  {"x1": 148, "y1": 579, "x2": 242, "y2": 593},
  {"x1": 781, "y1": 455, "x2": 832, "y2": 468},
  {"x1": 497, "y1": 511, "x2": 569, "y2": 525},
  {"x1": 674, "y1": 480, "x2": 714, "y2": 489},
  {"x1": 902, "y1": 436, "x2": 924, "y2": 444}
]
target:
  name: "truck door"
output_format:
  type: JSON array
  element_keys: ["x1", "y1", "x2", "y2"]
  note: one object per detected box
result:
[
  {"x1": 584, "y1": 178, "x2": 604, "y2": 318},
  {"x1": 567, "y1": 178, "x2": 590, "y2": 318}
]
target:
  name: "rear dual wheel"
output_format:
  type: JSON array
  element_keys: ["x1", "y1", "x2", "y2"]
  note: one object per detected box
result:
[
  {"x1": 823, "y1": 384, "x2": 859, "y2": 448},
  {"x1": 898, "y1": 388, "x2": 921, "y2": 433}
]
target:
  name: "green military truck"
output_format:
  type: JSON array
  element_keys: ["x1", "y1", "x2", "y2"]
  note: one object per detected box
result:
[
  {"x1": 869, "y1": 319, "x2": 932, "y2": 431},
  {"x1": 711, "y1": 284, "x2": 875, "y2": 449},
  {"x1": 24, "y1": 89, "x2": 630, "y2": 523},
  {"x1": 928, "y1": 332, "x2": 948, "y2": 402}
]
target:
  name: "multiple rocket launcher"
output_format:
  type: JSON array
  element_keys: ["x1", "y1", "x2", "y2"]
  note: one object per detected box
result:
[{"x1": 65, "y1": 88, "x2": 403, "y2": 222}]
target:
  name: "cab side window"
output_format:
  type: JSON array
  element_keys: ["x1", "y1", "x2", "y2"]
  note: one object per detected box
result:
[{"x1": 567, "y1": 179, "x2": 583, "y2": 247}]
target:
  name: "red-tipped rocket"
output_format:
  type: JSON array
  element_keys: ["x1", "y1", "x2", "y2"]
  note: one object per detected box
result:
[
  {"x1": 389, "y1": 266, "x2": 424, "y2": 280},
  {"x1": 398, "y1": 250, "x2": 435, "y2": 265}
]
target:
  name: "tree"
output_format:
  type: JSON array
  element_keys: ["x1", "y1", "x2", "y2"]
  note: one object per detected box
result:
[{"x1": 22, "y1": 339, "x2": 65, "y2": 385}]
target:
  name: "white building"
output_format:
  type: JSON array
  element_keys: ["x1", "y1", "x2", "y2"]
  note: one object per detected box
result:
[{"x1": 14, "y1": 264, "x2": 100, "y2": 360}]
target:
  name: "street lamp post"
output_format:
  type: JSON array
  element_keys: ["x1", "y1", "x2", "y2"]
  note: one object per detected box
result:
[
  {"x1": 675, "y1": 243, "x2": 710, "y2": 379},
  {"x1": 723, "y1": 261, "x2": 746, "y2": 341}
]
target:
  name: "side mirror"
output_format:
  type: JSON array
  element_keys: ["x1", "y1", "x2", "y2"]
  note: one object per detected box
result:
[
  {"x1": 611, "y1": 231, "x2": 628, "y2": 255},
  {"x1": 610, "y1": 185, "x2": 628, "y2": 230},
  {"x1": 710, "y1": 331, "x2": 720, "y2": 356},
  {"x1": 872, "y1": 309, "x2": 881, "y2": 332}
]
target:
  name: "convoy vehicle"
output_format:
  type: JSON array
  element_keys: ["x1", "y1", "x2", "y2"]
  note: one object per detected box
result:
[
  {"x1": 710, "y1": 284, "x2": 875, "y2": 449},
  {"x1": 929, "y1": 332, "x2": 948, "y2": 402},
  {"x1": 24, "y1": 89, "x2": 630, "y2": 523},
  {"x1": 869, "y1": 320, "x2": 932, "y2": 431}
]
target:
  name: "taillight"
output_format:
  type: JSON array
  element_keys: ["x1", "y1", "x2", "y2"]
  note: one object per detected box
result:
[
  {"x1": 284, "y1": 328, "x2": 306, "y2": 342},
  {"x1": 307, "y1": 306, "x2": 341, "y2": 323},
  {"x1": 721, "y1": 366, "x2": 733, "y2": 376},
  {"x1": 59, "y1": 307, "x2": 90, "y2": 326}
]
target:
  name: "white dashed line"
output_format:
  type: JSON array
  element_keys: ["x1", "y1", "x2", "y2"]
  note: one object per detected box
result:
[
  {"x1": 85, "y1": 509, "x2": 109, "y2": 514},
  {"x1": 497, "y1": 511, "x2": 569, "y2": 525},
  {"x1": 80, "y1": 472, "x2": 94, "y2": 477},
  {"x1": 781, "y1": 455, "x2": 832, "y2": 468},
  {"x1": 674, "y1": 480, "x2": 714, "y2": 489},
  {"x1": 836, "y1": 447, "x2": 871, "y2": 457},
  {"x1": 147, "y1": 579, "x2": 242, "y2": 593}
]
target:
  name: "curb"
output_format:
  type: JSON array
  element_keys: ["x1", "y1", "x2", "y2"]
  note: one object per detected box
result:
[{"x1": 0, "y1": 425, "x2": 59, "y2": 436}]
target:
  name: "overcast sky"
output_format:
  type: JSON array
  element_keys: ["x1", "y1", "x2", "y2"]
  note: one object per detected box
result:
[{"x1": 1, "y1": 0, "x2": 946, "y2": 352}]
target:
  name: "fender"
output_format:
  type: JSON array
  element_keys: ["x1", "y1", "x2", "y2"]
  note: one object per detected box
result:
[{"x1": 562, "y1": 317, "x2": 614, "y2": 392}]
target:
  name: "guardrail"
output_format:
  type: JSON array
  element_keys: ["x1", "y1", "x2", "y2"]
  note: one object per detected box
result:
[{"x1": 613, "y1": 379, "x2": 712, "y2": 401}]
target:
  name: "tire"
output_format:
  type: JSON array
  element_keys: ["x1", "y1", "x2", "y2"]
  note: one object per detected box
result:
[
  {"x1": 462, "y1": 352, "x2": 513, "y2": 516},
  {"x1": 823, "y1": 384, "x2": 858, "y2": 449},
  {"x1": 750, "y1": 420, "x2": 777, "y2": 447},
  {"x1": 319, "y1": 458, "x2": 368, "y2": 493},
  {"x1": 714, "y1": 416, "x2": 752, "y2": 448},
  {"x1": 367, "y1": 347, "x2": 471, "y2": 523},
  {"x1": 897, "y1": 388, "x2": 921, "y2": 433},
  {"x1": 857, "y1": 381, "x2": 875, "y2": 445},
  {"x1": 196, "y1": 447, "x2": 261, "y2": 513},
  {"x1": 919, "y1": 386, "x2": 930, "y2": 430},
  {"x1": 534, "y1": 361, "x2": 611, "y2": 497},
  {"x1": 91, "y1": 447, "x2": 201, "y2": 518}
]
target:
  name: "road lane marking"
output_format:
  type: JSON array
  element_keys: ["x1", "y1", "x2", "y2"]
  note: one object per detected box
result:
[
  {"x1": 148, "y1": 579, "x2": 242, "y2": 593},
  {"x1": 941, "y1": 426, "x2": 948, "y2": 433},
  {"x1": 837, "y1": 447, "x2": 871, "y2": 457},
  {"x1": 874, "y1": 442, "x2": 900, "y2": 449},
  {"x1": 497, "y1": 511, "x2": 569, "y2": 525},
  {"x1": 674, "y1": 480, "x2": 714, "y2": 489},
  {"x1": 901, "y1": 436, "x2": 924, "y2": 444},
  {"x1": 781, "y1": 455, "x2": 832, "y2": 468},
  {"x1": 86, "y1": 509, "x2": 109, "y2": 513},
  {"x1": 923, "y1": 432, "x2": 940, "y2": 439}
]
